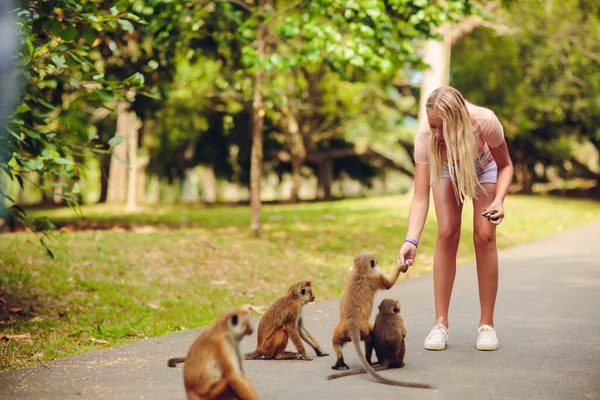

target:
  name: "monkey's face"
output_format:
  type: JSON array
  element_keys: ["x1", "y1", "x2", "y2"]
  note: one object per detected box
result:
[
  {"x1": 229, "y1": 309, "x2": 253, "y2": 339},
  {"x1": 354, "y1": 251, "x2": 379, "y2": 275},
  {"x1": 299, "y1": 284, "x2": 315, "y2": 305},
  {"x1": 378, "y1": 299, "x2": 401, "y2": 315}
]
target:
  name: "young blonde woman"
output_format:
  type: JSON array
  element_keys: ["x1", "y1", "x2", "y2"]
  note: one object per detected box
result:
[{"x1": 397, "y1": 86, "x2": 514, "y2": 351}]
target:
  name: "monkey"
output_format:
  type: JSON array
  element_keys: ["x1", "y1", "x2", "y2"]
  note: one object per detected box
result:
[
  {"x1": 245, "y1": 280, "x2": 328, "y2": 361},
  {"x1": 329, "y1": 251, "x2": 434, "y2": 388},
  {"x1": 169, "y1": 308, "x2": 259, "y2": 400},
  {"x1": 327, "y1": 298, "x2": 434, "y2": 389}
]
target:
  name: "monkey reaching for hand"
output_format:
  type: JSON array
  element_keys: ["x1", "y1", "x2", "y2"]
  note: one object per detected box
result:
[
  {"x1": 328, "y1": 298, "x2": 433, "y2": 388},
  {"x1": 245, "y1": 280, "x2": 328, "y2": 361},
  {"x1": 168, "y1": 308, "x2": 258, "y2": 400},
  {"x1": 329, "y1": 251, "x2": 432, "y2": 388}
]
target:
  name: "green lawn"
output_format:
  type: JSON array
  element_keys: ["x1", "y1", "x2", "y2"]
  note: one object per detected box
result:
[{"x1": 1, "y1": 194, "x2": 599, "y2": 371}]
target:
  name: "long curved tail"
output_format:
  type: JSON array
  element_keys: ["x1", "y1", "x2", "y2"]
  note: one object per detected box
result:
[
  {"x1": 349, "y1": 327, "x2": 434, "y2": 389},
  {"x1": 167, "y1": 357, "x2": 185, "y2": 367},
  {"x1": 327, "y1": 365, "x2": 387, "y2": 380}
]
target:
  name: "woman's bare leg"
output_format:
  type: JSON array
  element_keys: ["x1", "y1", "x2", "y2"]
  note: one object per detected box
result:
[
  {"x1": 431, "y1": 180, "x2": 464, "y2": 328},
  {"x1": 472, "y1": 183, "x2": 499, "y2": 327}
]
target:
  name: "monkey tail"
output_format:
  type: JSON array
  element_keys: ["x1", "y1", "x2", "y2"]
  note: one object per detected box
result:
[
  {"x1": 244, "y1": 350, "x2": 263, "y2": 360},
  {"x1": 167, "y1": 357, "x2": 186, "y2": 367},
  {"x1": 327, "y1": 365, "x2": 387, "y2": 380},
  {"x1": 349, "y1": 327, "x2": 435, "y2": 389}
]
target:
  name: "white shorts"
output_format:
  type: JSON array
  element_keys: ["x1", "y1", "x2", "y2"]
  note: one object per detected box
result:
[{"x1": 441, "y1": 158, "x2": 497, "y2": 184}]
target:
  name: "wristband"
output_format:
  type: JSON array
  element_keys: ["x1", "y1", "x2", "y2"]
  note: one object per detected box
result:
[{"x1": 404, "y1": 237, "x2": 418, "y2": 247}]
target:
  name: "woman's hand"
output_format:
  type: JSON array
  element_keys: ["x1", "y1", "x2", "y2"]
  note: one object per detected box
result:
[
  {"x1": 482, "y1": 199, "x2": 505, "y2": 225},
  {"x1": 397, "y1": 241, "x2": 417, "y2": 268}
]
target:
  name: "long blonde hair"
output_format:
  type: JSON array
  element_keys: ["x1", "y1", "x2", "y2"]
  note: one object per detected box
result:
[{"x1": 427, "y1": 86, "x2": 481, "y2": 203}]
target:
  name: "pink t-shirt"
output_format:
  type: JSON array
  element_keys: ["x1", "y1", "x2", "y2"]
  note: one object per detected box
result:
[{"x1": 414, "y1": 103, "x2": 505, "y2": 165}]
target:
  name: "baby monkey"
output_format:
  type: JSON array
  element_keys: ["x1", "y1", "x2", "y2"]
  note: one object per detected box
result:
[
  {"x1": 328, "y1": 299, "x2": 432, "y2": 388},
  {"x1": 171, "y1": 308, "x2": 258, "y2": 400},
  {"x1": 246, "y1": 280, "x2": 328, "y2": 361}
]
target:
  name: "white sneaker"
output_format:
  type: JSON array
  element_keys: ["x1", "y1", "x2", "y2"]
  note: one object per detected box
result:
[
  {"x1": 477, "y1": 325, "x2": 499, "y2": 351},
  {"x1": 424, "y1": 317, "x2": 448, "y2": 350}
]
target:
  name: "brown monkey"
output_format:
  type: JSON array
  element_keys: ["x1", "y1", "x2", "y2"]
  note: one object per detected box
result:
[
  {"x1": 327, "y1": 299, "x2": 433, "y2": 389},
  {"x1": 330, "y1": 251, "x2": 431, "y2": 388},
  {"x1": 245, "y1": 280, "x2": 328, "y2": 361},
  {"x1": 172, "y1": 308, "x2": 258, "y2": 400}
]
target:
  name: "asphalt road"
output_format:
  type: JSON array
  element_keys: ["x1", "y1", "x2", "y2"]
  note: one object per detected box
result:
[{"x1": 1, "y1": 221, "x2": 599, "y2": 400}]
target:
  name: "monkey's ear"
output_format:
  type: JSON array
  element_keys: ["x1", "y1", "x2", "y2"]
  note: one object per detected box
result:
[
  {"x1": 370, "y1": 259, "x2": 375, "y2": 268},
  {"x1": 231, "y1": 314, "x2": 239, "y2": 326}
]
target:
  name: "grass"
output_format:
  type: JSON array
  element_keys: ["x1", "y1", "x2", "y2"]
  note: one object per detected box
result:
[{"x1": 1, "y1": 193, "x2": 599, "y2": 371}]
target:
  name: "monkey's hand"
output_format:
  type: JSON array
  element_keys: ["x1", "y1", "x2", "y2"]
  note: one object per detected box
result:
[
  {"x1": 296, "y1": 354, "x2": 313, "y2": 361},
  {"x1": 316, "y1": 351, "x2": 329, "y2": 357}
]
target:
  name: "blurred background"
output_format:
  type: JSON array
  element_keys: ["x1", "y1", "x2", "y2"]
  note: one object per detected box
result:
[
  {"x1": 1, "y1": 0, "x2": 598, "y2": 233},
  {"x1": 1, "y1": 0, "x2": 599, "y2": 372}
]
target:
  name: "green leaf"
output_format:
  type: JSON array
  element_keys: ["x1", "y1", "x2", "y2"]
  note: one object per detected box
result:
[
  {"x1": 118, "y1": 18, "x2": 135, "y2": 34},
  {"x1": 124, "y1": 72, "x2": 145, "y2": 86},
  {"x1": 16, "y1": 104, "x2": 30, "y2": 113},
  {"x1": 15, "y1": 175, "x2": 24, "y2": 190},
  {"x1": 95, "y1": 90, "x2": 116, "y2": 102},
  {"x1": 55, "y1": 158, "x2": 74, "y2": 165},
  {"x1": 47, "y1": 20, "x2": 62, "y2": 36},
  {"x1": 139, "y1": 91, "x2": 161, "y2": 100},
  {"x1": 83, "y1": 27, "x2": 97, "y2": 46},
  {"x1": 72, "y1": 183, "x2": 80, "y2": 194},
  {"x1": 6, "y1": 127, "x2": 22, "y2": 141},
  {"x1": 36, "y1": 97, "x2": 57, "y2": 110},
  {"x1": 60, "y1": 26, "x2": 78, "y2": 41},
  {"x1": 24, "y1": 129, "x2": 41, "y2": 139},
  {"x1": 51, "y1": 54, "x2": 67, "y2": 68},
  {"x1": 40, "y1": 238, "x2": 55, "y2": 259},
  {"x1": 111, "y1": 153, "x2": 131, "y2": 170},
  {"x1": 108, "y1": 136, "x2": 125, "y2": 147}
]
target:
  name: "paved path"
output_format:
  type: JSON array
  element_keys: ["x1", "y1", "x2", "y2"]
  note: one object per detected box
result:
[{"x1": 2, "y1": 221, "x2": 599, "y2": 400}]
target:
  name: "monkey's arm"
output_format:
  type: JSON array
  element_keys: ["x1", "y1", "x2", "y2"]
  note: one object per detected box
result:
[
  {"x1": 379, "y1": 267, "x2": 403, "y2": 289},
  {"x1": 284, "y1": 323, "x2": 311, "y2": 360},
  {"x1": 216, "y1": 341, "x2": 259, "y2": 400},
  {"x1": 298, "y1": 317, "x2": 328, "y2": 357}
]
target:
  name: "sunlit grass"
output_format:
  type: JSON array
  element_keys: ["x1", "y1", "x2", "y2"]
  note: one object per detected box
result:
[{"x1": 1, "y1": 194, "x2": 599, "y2": 371}]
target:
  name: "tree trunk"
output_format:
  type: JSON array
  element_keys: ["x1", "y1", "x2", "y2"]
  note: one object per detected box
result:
[
  {"x1": 317, "y1": 159, "x2": 333, "y2": 200},
  {"x1": 286, "y1": 88, "x2": 306, "y2": 203},
  {"x1": 181, "y1": 168, "x2": 199, "y2": 203},
  {"x1": 136, "y1": 153, "x2": 148, "y2": 205},
  {"x1": 146, "y1": 175, "x2": 160, "y2": 204},
  {"x1": 125, "y1": 110, "x2": 138, "y2": 211},
  {"x1": 107, "y1": 101, "x2": 135, "y2": 204},
  {"x1": 98, "y1": 152, "x2": 111, "y2": 203},
  {"x1": 52, "y1": 175, "x2": 63, "y2": 204},
  {"x1": 417, "y1": 23, "x2": 452, "y2": 125},
  {"x1": 250, "y1": 0, "x2": 266, "y2": 237},
  {"x1": 200, "y1": 166, "x2": 217, "y2": 203}
]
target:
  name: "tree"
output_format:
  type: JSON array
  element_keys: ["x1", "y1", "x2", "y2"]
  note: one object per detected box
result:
[
  {"x1": 452, "y1": 0, "x2": 600, "y2": 194},
  {"x1": 0, "y1": 1, "x2": 143, "y2": 250}
]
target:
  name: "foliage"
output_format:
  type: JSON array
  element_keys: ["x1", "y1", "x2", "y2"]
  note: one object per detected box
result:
[
  {"x1": 452, "y1": 0, "x2": 600, "y2": 190},
  {"x1": 0, "y1": 0, "x2": 146, "y2": 249}
]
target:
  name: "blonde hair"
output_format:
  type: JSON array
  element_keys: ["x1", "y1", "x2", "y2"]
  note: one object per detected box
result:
[{"x1": 427, "y1": 86, "x2": 481, "y2": 203}]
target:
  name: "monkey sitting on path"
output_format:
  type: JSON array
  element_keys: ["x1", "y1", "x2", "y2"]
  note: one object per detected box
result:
[
  {"x1": 328, "y1": 299, "x2": 433, "y2": 389},
  {"x1": 245, "y1": 280, "x2": 328, "y2": 361},
  {"x1": 330, "y1": 251, "x2": 433, "y2": 388},
  {"x1": 168, "y1": 308, "x2": 258, "y2": 400}
]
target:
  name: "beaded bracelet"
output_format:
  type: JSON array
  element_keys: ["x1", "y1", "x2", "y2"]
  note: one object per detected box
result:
[{"x1": 404, "y1": 237, "x2": 418, "y2": 247}]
